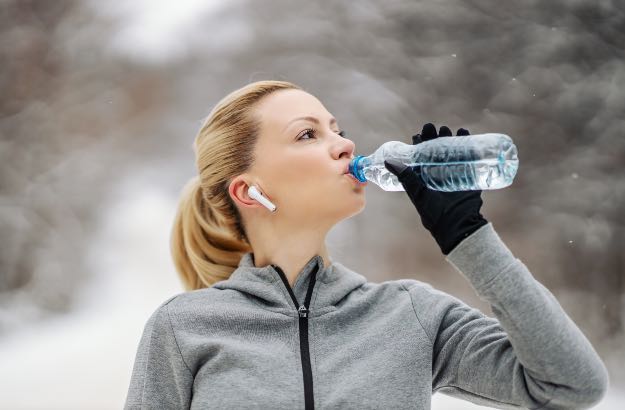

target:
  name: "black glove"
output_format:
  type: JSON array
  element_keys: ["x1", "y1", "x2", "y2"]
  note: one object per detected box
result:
[{"x1": 384, "y1": 123, "x2": 489, "y2": 255}]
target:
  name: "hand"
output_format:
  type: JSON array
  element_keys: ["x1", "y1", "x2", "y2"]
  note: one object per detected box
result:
[{"x1": 384, "y1": 123, "x2": 489, "y2": 255}]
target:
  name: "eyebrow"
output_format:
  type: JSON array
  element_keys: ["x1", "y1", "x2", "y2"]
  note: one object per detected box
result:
[{"x1": 283, "y1": 116, "x2": 337, "y2": 132}]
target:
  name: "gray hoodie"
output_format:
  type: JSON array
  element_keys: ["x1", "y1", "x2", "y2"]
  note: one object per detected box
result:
[{"x1": 124, "y1": 222, "x2": 609, "y2": 409}]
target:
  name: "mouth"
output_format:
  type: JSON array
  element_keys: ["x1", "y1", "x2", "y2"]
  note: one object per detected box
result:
[
  {"x1": 342, "y1": 162, "x2": 367, "y2": 185},
  {"x1": 344, "y1": 173, "x2": 368, "y2": 186}
]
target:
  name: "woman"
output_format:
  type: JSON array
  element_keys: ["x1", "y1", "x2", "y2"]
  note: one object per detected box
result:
[{"x1": 124, "y1": 80, "x2": 609, "y2": 409}]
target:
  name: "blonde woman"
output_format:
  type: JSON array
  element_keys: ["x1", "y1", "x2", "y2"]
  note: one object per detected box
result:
[{"x1": 124, "y1": 80, "x2": 608, "y2": 409}]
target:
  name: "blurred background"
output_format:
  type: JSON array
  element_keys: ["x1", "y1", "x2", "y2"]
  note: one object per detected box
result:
[{"x1": 0, "y1": 0, "x2": 623, "y2": 408}]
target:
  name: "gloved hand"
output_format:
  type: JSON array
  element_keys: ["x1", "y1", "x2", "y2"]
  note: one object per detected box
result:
[{"x1": 384, "y1": 123, "x2": 489, "y2": 255}]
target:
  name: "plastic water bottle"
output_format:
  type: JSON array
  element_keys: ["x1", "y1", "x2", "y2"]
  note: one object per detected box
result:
[{"x1": 347, "y1": 133, "x2": 519, "y2": 192}]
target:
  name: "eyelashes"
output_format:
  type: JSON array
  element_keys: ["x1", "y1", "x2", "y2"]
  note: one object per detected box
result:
[{"x1": 298, "y1": 128, "x2": 346, "y2": 141}]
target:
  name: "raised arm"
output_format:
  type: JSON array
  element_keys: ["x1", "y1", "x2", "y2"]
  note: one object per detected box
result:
[{"x1": 405, "y1": 222, "x2": 608, "y2": 409}]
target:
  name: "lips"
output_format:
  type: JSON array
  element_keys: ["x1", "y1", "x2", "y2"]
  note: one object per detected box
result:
[
  {"x1": 342, "y1": 161, "x2": 367, "y2": 185},
  {"x1": 345, "y1": 172, "x2": 368, "y2": 186}
]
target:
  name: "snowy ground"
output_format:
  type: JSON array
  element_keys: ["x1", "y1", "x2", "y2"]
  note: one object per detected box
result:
[{"x1": 0, "y1": 178, "x2": 621, "y2": 409}]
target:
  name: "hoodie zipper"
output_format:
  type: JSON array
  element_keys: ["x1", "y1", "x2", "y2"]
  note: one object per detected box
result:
[{"x1": 272, "y1": 262, "x2": 319, "y2": 410}]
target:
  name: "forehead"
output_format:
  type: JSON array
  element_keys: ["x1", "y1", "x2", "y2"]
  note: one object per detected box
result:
[{"x1": 255, "y1": 89, "x2": 331, "y2": 133}]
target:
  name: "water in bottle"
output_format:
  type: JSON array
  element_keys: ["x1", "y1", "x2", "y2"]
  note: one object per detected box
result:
[{"x1": 347, "y1": 133, "x2": 519, "y2": 192}]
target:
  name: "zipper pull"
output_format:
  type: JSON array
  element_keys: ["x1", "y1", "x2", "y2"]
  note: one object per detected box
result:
[{"x1": 298, "y1": 305, "x2": 308, "y2": 318}]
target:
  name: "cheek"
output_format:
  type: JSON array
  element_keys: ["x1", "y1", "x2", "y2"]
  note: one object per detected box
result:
[{"x1": 270, "y1": 152, "x2": 331, "y2": 187}]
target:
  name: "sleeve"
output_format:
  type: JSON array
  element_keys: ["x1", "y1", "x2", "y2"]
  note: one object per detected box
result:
[
  {"x1": 124, "y1": 296, "x2": 194, "y2": 409},
  {"x1": 405, "y1": 222, "x2": 609, "y2": 410}
]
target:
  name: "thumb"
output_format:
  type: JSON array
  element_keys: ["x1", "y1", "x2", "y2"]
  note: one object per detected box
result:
[
  {"x1": 384, "y1": 159, "x2": 426, "y2": 190},
  {"x1": 384, "y1": 158, "x2": 408, "y2": 177}
]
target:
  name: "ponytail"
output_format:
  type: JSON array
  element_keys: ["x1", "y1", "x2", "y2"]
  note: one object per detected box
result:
[
  {"x1": 171, "y1": 176, "x2": 251, "y2": 290},
  {"x1": 170, "y1": 80, "x2": 302, "y2": 290}
]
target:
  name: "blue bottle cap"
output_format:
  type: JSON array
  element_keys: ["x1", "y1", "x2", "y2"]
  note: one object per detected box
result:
[{"x1": 348, "y1": 156, "x2": 368, "y2": 182}]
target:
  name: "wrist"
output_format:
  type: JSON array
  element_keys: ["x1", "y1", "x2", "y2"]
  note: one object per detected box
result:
[{"x1": 434, "y1": 214, "x2": 489, "y2": 255}]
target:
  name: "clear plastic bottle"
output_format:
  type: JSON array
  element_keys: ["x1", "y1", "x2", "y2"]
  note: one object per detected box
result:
[{"x1": 348, "y1": 133, "x2": 519, "y2": 191}]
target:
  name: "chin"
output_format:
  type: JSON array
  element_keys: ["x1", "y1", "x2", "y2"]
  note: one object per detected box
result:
[{"x1": 343, "y1": 196, "x2": 366, "y2": 219}]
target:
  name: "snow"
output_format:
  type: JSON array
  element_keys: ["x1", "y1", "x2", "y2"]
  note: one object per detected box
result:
[{"x1": 0, "y1": 174, "x2": 621, "y2": 409}]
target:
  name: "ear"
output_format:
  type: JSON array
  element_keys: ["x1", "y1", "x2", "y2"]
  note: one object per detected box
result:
[{"x1": 228, "y1": 175, "x2": 263, "y2": 210}]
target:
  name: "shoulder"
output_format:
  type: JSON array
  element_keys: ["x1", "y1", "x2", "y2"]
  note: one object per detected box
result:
[
  {"x1": 143, "y1": 287, "x2": 226, "y2": 328},
  {"x1": 375, "y1": 278, "x2": 474, "y2": 323},
  {"x1": 395, "y1": 278, "x2": 466, "y2": 304},
  {"x1": 354, "y1": 277, "x2": 436, "y2": 294},
  {"x1": 365, "y1": 277, "x2": 450, "y2": 298},
  {"x1": 354, "y1": 277, "x2": 458, "y2": 306},
  {"x1": 354, "y1": 279, "x2": 470, "y2": 333}
]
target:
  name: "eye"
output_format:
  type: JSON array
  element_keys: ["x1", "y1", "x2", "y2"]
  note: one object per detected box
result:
[
  {"x1": 297, "y1": 128, "x2": 316, "y2": 141},
  {"x1": 297, "y1": 128, "x2": 347, "y2": 141}
]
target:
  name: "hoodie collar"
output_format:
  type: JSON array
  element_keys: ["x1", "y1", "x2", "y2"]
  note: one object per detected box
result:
[{"x1": 212, "y1": 252, "x2": 367, "y2": 315}]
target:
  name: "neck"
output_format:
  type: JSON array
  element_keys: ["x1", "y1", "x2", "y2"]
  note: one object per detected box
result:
[{"x1": 248, "y1": 224, "x2": 332, "y2": 288}]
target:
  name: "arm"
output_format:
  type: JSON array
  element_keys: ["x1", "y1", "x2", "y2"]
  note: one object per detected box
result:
[
  {"x1": 405, "y1": 222, "x2": 609, "y2": 409},
  {"x1": 124, "y1": 296, "x2": 194, "y2": 409}
]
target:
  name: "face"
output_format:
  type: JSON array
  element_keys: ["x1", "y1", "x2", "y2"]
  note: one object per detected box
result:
[{"x1": 231, "y1": 89, "x2": 366, "y2": 228}]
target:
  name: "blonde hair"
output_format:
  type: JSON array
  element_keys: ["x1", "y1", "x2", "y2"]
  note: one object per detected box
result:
[{"x1": 171, "y1": 80, "x2": 303, "y2": 291}]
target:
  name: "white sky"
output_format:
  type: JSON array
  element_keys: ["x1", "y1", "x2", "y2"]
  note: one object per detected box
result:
[{"x1": 89, "y1": 0, "x2": 225, "y2": 64}]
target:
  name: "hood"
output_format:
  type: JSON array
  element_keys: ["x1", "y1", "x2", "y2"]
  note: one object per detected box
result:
[{"x1": 212, "y1": 252, "x2": 368, "y2": 313}]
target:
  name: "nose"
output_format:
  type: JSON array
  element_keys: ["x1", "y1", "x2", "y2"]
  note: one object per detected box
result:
[{"x1": 333, "y1": 135, "x2": 356, "y2": 160}]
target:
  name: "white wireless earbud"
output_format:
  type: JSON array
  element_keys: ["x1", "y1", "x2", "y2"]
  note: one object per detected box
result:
[{"x1": 248, "y1": 185, "x2": 277, "y2": 212}]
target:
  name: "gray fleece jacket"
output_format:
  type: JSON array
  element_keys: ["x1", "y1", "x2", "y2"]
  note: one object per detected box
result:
[{"x1": 124, "y1": 222, "x2": 609, "y2": 409}]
